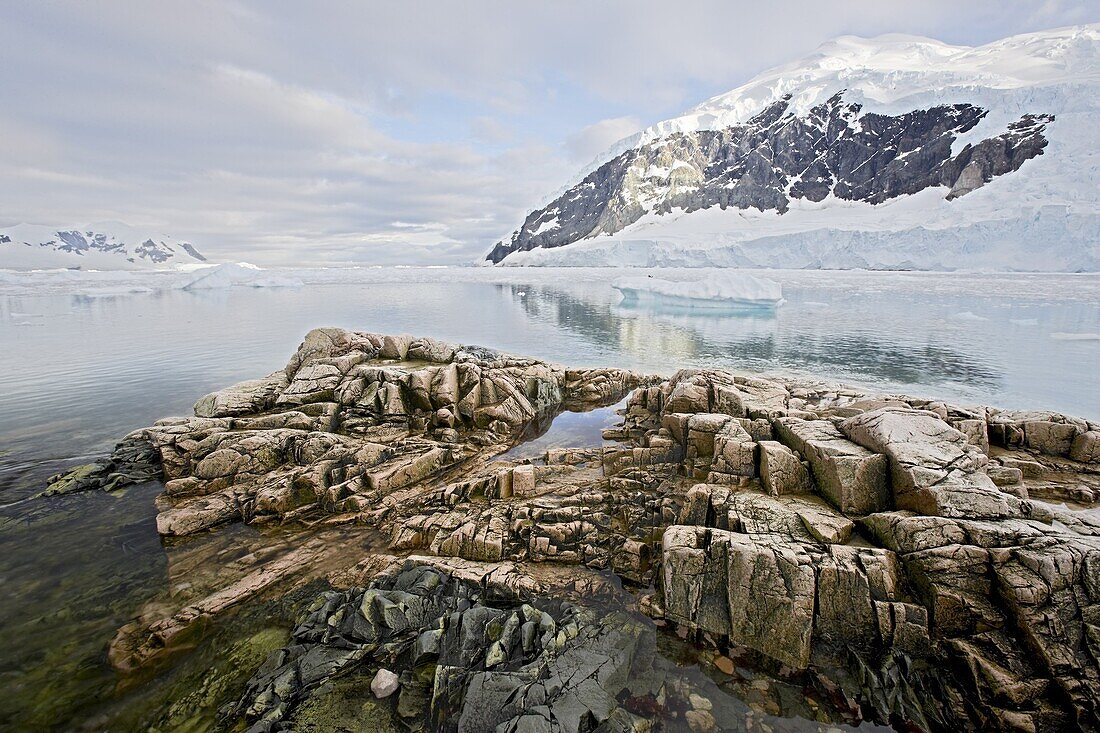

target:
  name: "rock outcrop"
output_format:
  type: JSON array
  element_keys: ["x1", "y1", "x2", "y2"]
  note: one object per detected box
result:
[{"x1": 52, "y1": 331, "x2": 1100, "y2": 732}]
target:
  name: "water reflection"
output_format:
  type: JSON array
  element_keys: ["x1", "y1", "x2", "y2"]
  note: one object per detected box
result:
[
  {"x1": 505, "y1": 282, "x2": 1001, "y2": 394},
  {"x1": 497, "y1": 399, "x2": 627, "y2": 461}
]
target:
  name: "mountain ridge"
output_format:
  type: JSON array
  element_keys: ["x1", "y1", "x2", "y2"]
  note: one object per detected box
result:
[
  {"x1": 487, "y1": 25, "x2": 1100, "y2": 271},
  {"x1": 0, "y1": 222, "x2": 207, "y2": 271}
]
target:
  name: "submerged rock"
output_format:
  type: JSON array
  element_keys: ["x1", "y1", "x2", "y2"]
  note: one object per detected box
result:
[
  {"x1": 40, "y1": 437, "x2": 160, "y2": 497},
  {"x1": 227, "y1": 563, "x2": 649, "y2": 732},
  {"x1": 51, "y1": 329, "x2": 1100, "y2": 732}
]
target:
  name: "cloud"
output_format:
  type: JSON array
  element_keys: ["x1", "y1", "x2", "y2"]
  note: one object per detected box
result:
[
  {"x1": 470, "y1": 116, "x2": 514, "y2": 145},
  {"x1": 565, "y1": 116, "x2": 643, "y2": 162},
  {"x1": 0, "y1": 1, "x2": 1097, "y2": 264}
]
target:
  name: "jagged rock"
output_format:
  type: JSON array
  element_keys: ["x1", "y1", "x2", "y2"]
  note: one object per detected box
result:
[
  {"x1": 860, "y1": 509, "x2": 1100, "y2": 730},
  {"x1": 510, "y1": 464, "x2": 536, "y2": 497},
  {"x1": 708, "y1": 420, "x2": 756, "y2": 481},
  {"x1": 49, "y1": 331, "x2": 1100, "y2": 732},
  {"x1": 729, "y1": 490, "x2": 854, "y2": 544},
  {"x1": 40, "y1": 435, "x2": 161, "y2": 496},
  {"x1": 1000, "y1": 455, "x2": 1046, "y2": 479},
  {"x1": 371, "y1": 668, "x2": 400, "y2": 698},
  {"x1": 989, "y1": 410, "x2": 1089, "y2": 457},
  {"x1": 757, "y1": 440, "x2": 812, "y2": 495},
  {"x1": 194, "y1": 372, "x2": 290, "y2": 418},
  {"x1": 228, "y1": 562, "x2": 684, "y2": 733},
  {"x1": 562, "y1": 368, "x2": 644, "y2": 410},
  {"x1": 661, "y1": 526, "x2": 919, "y2": 669},
  {"x1": 989, "y1": 465, "x2": 1024, "y2": 486},
  {"x1": 841, "y1": 407, "x2": 1017, "y2": 518},
  {"x1": 954, "y1": 417, "x2": 990, "y2": 454},
  {"x1": 1024, "y1": 419, "x2": 1083, "y2": 456},
  {"x1": 774, "y1": 417, "x2": 889, "y2": 515},
  {"x1": 713, "y1": 376, "x2": 789, "y2": 419},
  {"x1": 665, "y1": 374, "x2": 710, "y2": 414},
  {"x1": 1071, "y1": 431, "x2": 1100, "y2": 463}
]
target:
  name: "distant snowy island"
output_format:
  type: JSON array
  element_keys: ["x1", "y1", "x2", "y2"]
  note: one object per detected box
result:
[
  {"x1": 487, "y1": 25, "x2": 1100, "y2": 271},
  {"x1": 0, "y1": 223, "x2": 207, "y2": 271}
]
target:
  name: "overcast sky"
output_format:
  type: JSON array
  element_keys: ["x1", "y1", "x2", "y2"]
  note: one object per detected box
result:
[{"x1": 2, "y1": 1, "x2": 1097, "y2": 265}]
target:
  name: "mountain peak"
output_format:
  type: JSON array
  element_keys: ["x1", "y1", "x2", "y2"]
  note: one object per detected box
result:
[{"x1": 488, "y1": 24, "x2": 1100, "y2": 271}]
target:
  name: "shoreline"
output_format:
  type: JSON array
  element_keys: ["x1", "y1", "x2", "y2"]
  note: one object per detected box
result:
[{"x1": 32, "y1": 327, "x2": 1100, "y2": 731}]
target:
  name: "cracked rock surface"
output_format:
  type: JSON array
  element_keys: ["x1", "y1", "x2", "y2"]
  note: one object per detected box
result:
[{"x1": 51, "y1": 330, "x2": 1100, "y2": 732}]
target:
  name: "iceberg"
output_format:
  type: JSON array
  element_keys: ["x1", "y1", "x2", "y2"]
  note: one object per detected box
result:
[
  {"x1": 181, "y1": 262, "x2": 302, "y2": 290},
  {"x1": 612, "y1": 272, "x2": 783, "y2": 310}
]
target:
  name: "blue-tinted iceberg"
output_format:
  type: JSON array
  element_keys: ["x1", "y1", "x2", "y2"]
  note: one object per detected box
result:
[
  {"x1": 613, "y1": 272, "x2": 783, "y2": 309},
  {"x1": 182, "y1": 262, "x2": 302, "y2": 290}
]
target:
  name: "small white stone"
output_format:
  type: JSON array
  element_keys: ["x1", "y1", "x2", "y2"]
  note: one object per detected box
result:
[{"x1": 371, "y1": 668, "x2": 400, "y2": 698}]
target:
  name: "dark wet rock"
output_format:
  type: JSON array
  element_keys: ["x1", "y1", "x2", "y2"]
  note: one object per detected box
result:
[
  {"x1": 226, "y1": 562, "x2": 652, "y2": 733},
  {"x1": 41, "y1": 436, "x2": 161, "y2": 496}
]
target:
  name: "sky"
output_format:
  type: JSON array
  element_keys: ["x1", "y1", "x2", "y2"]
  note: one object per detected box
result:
[{"x1": 1, "y1": 1, "x2": 1098, "y2": 266}]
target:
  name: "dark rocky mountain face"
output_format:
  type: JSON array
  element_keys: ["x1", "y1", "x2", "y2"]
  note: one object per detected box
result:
[
  {"x1": 487, "y1": 93, "x2": 1053, "y2": 263},
  {"x1": 180, "y1": 242, "x2": 207, "y2": 261}
]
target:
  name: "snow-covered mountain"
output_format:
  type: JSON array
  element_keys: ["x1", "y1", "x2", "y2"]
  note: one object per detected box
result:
[
  {"x1": 0, "y1": 223, "x2": 207, "y2": 271},
  {"x1": 487, "y1": 25, "x2": 1100, "y2": 271}
]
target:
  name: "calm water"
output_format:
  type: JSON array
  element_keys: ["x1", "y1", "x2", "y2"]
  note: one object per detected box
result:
[
  {"x1": 2, "y1": 269, "x2": 1098, "y2": 483},
  {"x1": 0, "y1": 267, "x2": 1098, "y2": 729}
]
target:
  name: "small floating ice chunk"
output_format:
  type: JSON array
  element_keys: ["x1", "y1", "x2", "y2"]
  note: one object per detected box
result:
[
  {"x1": 1050, "y1": 332, "x2": 1100, "y2": 341},
  {"x1": 613, "y1": 272, "x2": 783, "y2": 309},
  {"x1": 80, "y1": 286, "x2": 155, "y2": 297},
  {"x1": 951, "y1": 311, "x2": 989, "y2": 322}
]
